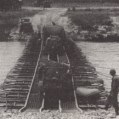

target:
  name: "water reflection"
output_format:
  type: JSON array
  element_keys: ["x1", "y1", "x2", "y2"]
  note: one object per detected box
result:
[
  {"x1": 77, "y1": 41, "x2": 119, "y2": 91},
  {"x1": 0, "y1": 41, "x2": 25, "y2": 85}
]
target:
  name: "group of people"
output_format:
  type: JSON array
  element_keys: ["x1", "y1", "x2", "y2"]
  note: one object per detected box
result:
[
  {"x1": 0, "y1": 0, "x2": 23, "y2": 11},
  {"x1": 41, "y1": 22, "x2": 67, "y2": 61},
  {"x1": 40, "y1": 21, "x2": 119, "y2": 117}
]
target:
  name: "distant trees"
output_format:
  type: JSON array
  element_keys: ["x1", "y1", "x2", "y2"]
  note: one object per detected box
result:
[
  {"x1": 34, "y1": 0, "x2": 44, "y2": 7},
  {"x1": 24, "y1": 0, "x2": 119, "y2": 7},
  {"x1": 51, "y1": 0, "x2": 119, "y2": 3},
  {"x1": 0, "y1": 0, "x2": 23, "y2": 11},
  {"x1": 34, "y1": 0, "x2": 52, "y2": 7}
]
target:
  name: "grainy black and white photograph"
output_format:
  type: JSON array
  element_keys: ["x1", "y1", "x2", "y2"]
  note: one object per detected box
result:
[{"x1": 1, "y1": 0, "x2": 119, "y2": 119}]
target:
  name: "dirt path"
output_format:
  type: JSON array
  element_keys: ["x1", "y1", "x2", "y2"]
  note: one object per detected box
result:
[{"x1": 30, "y1": 8, "x2": 75, "y2": 33}]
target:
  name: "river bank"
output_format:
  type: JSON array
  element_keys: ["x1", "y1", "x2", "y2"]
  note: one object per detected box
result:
[
  {"x1": 0, "y1": 8, "x2": 40, "y2": 41},
  {"x1": 52, "y1": 2, "x2": 119, "y2": 8},
  {"x1": 65, "y1": 8, "x2": 119, "y2": 42}
]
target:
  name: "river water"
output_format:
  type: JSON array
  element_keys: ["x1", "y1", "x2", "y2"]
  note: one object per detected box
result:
[
  {"x1": 0, "y1": 40, "x2": 114, "y2": 90},
  {"x1": 0, "y1": 41, "x2": 116, "y2": 91},
  {"x1": 77, "y1": 41, "x2": 119, "y2": 91},
  {"x1": 0, "y1": 41, "x2": 25, "y2": 85}
]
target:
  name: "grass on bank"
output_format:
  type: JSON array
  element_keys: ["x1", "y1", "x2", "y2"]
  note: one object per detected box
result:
[
  {"x1": 65, "y1": 8, "x2": 119, "y2": 41},
  {"x1": 66, "y1": 9, "x2": 114, "y2": 31}
]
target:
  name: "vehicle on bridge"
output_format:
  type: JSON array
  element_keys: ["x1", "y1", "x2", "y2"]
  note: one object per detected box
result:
[
  {"x1": 19, "y1": 18, "x2": 34, "y2": 35},
  {"x1": 42, "y1": 23, "x2": 67, "y2": 61},
  {"x1": 38, "y1": 60, "x2": 71, "y2": 109}
]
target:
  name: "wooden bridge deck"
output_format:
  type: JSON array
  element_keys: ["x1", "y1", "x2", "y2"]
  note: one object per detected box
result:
[{"x1": 0, "y1": 38, "x2": 105, "y2": 112}]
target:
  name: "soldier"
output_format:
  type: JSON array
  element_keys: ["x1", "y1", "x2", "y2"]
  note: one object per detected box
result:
[
  {"x1": 42, "y1": 22, "x2": 67, "y2": 61},
  {"x1": 105, "y1": 69, "x2": 119, "y2": 117},
  {"x1": 38, "y1": 60, "x2": 70, "y2": 100}
]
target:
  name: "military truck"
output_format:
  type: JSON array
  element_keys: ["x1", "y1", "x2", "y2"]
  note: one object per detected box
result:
[{"x1": 19, "y1": 18, "x2": 34, "y2": 35}]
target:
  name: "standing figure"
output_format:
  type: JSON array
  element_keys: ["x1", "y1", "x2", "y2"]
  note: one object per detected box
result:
[
  {"x1": 42, "y1": 22, "x2": 67, "y2": 61},
  {"x1": 105, "y1": 69, "x2": 119, "y2": 116}
]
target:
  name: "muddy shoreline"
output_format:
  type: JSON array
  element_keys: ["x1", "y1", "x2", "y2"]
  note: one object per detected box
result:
[
  {"x1": 65, "y1": 8, "x2": 119, "y2": 42},
  {"x1": 0, "y1": 8, "x2": 40, "y2": 41}
]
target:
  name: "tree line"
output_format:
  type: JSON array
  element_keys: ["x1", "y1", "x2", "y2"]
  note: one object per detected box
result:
[
  {"x1": 50, "y1": 0, "x2": 119, "y2": 3},
  {"x1": 0, "y1": 0, "x2": 23, "y2": 11}
]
